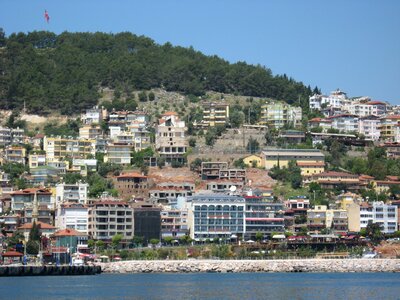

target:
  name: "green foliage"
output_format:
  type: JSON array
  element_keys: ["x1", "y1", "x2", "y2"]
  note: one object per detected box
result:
[
  {"x1": 190, "y1": 158, "x2": 203, "y2": 171},
  {"x1": 6, "y1": 110, "x2": 26, "y2": 129},
  {"x1": 0, "y1": 162, "x2": 28, "y2": 184},
  {"x1": 87, "y1": 173, "x2": 116, "y2": 198},
  {"x1": 29, "y1": 221, "x2": 41, "y2": 241},
  {"x1": 138, "y1": 91, "x2": 148, "y2": 102},
  {"x1": 132, "y1": 236, "x2": 144, "y2": 247},
  {"x1": 269, "y1": 160, "x2": 302, "y2": 189},
  {"x1": 95, "y1": 240, "x2": 105, "y2": 251},
  {"x1": 26, "y1": 240, "x2": 39, "y2": 255},
  {"x1": 149, "y1": 238, "x2": 160, "y2": 246},
  {"x1": 365, "y1": 222, "x2": 383, "y2": 245},
  {"x1": 111, "y1": 234, "x2": 123, "y2": 249},
  {"x1": 43, "y1": 119, "x2": 81, "y2": 137},
  {"x1": 63, "y1": 173, "x2": 83, "y2": 184},
  {"x1": 131, "y1": 147, "x2": 154, "y2": 167},
  {"x1": 255, "y1": 232, "x2": 263, "y2": 242},
  {"x1": 98, "y1": 161, "x2": 122, "y2": 177},
  {"x1": 188, "y1": 137, "x2": 197, "y2": 147},
  {"x1": 233, "y1": 158, "x2": 247, "y2": 169},
  {"x1": 246, "y1": 136, "x2": 260, "y2": 154}
]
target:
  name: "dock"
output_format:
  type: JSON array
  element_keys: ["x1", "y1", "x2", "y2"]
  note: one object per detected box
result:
[{"x1": 0, "y1": 265, "x2": 101, "y2": 276}]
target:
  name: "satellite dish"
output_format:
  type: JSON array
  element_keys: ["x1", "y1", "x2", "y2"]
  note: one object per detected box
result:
[{"x1": 230, "y1": 186, "x2": 237, "y2": 192}]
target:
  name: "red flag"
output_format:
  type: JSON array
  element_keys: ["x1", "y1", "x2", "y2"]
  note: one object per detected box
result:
[{"x1": 44, "y1": 10, "x2": 50, "y2": 23}]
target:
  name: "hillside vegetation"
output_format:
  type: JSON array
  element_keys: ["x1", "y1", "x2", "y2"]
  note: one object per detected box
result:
[{"x1": 0, "y1": 29, "x2": 314, "y2": 115}]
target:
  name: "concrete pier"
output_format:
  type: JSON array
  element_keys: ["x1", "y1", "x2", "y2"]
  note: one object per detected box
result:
[{"x1": 0, "y1": 265, "x2": 101, "y2": 276}]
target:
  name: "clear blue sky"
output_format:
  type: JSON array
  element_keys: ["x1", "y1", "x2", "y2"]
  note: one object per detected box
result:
[{"x1": 2, "y1": 0, "x2": 400, "y2": 103}]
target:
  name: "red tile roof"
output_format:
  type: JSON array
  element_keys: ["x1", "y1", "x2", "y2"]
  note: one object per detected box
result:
[
  {"x1": 1, "y1": 251, "x2": 23, "y2": 257},
  {"x1": 162, "y1": 111, "x2": 178, "y2": 116},
  {"x1": 18, "y1": 221, "x2": 56, "y2": 230},
  {"x1": 297, "y1": 162, "x2": 325, "y2": 167},
  {"x1": 366, "y1": 101, "x2": 386, "y2": 105},
  {"x1": 11, "y1": 188, "x2": 51, "y2": 195},
  {"x1": 116, "y1": 172, "x2": 147, "y2": 179},
  {"x1": 52, "y1": 228, "x2": 86, "y2": 237}
]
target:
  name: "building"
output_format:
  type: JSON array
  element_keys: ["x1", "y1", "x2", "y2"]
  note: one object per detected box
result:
[
  {"x1": 328, "y1": 114, "x2": 359, "y2": 133},
  {"x1": 0, "y1": 126, "x2": 24, "y2": 147},
  {"x1": 11, "y1": 188, "x2": 52, "y2": 214},
  {"x1": 23, "y1": 205, "x2": 53, "y2": 225},
  {"x1": 358, "y1": 115, "x2": 381, "y2": 141},
  {"x1": 360, "y1": 202, "x2": 398, "y2": 233},
  {"x1": 79, "y1": 124, "x2": 103, "y2": 140},
  {"x1": 71, "y1": 159, "x2": 97, "y2": 176},
  {"x1": 51, "y1": 228, "x2": 88, "y2": 254},
  {"x1": 114, "y1": 172, "x2": 148, "y2": 200},
  {"x1": 201, "y1": 102, "x2": 230, "y2": 127},
  {"x1": 260, "y1": 101, "x2": 302, "y2": 129},
  {"x1": 308, "y1": 171, "x2": 361, "y2": 191},
  {"x1": 149, "y1": 186, "x2": 193, "y2": 205},
  {"x1": 17, "y1": 221, "x2": 56, "y2": 241},
  {"x1": 243, "y1": 154, "x2": 265, "y2": 168},
  {"x1": 285, "y1": 197, "x2": 310, "y2": 217},
  {"x1": 161, "y1": 209, "x2": 189, "y2": 239},
  {"x1": 29, "y1": 153, "x2": 46, "y2": 169},
  {"x1": 344, "y1": 101, "x2": 387, "y2": 117},
  {"x1": 81, "y1": 105, "x2": 107, "y2": 125},
  {"x1": 244, "y1": 196, "x2": 285, "y2": 239},
  {"x1": 206, "y1": 180, "x2": 245, "y2": 193},
  {"x1": 0, "y1": 215, "x2": 20, "y2": 235},
  {"x1": 88, "y1": 201, "x2": 133, "y2": 242},
  {"x1": 380, "y1": 142, "x2": 400, "y2": 158},
  {"x1": 201, "y1": 161, "x2": 246, "y2": 181},
  {"x1": 308, "y1": 118, "x2": 333, "y2": 132},
  {"x1": 296, "y1": 161, "x2": 325, "y2": 177},
  {"x1": 104, "y1": 143, "x2": 133, "y2": 165},
  {"x1": 278, "y1": 130, "x2": 306, "y2": 144},
  {"x1": 4, "y1": 146, "x2": 26, "y2": 165},
  {"x1": 55, "y1": 182, "x2": 89, "y2": 205},
  {"x1": 187, "y1": 194, "x2": 246, "y2": 241},
  {"x1": 134, "y1": 206, "x2": 162, "y2": 243},
  {"x1": 309, "y1": 89, "x2": 348, "y2": 113},
  {"x1": 262, "y1": 149, "x2": 325, "y2": 170},
  {"x1": 56, "y1": 203, "x2": 89, "y2": 234},
  {"x1": 156, "y1": 112, "x2": 187, "y2": 163},
  {"x1": 43, "y1": 137, "x2": 96, "y2": 161},
  {"x1": 379, "y1": 115, "x2": 400, "y2": 142},
  {"x1": 307, "y1": 205, "x2": 348, "y2": 234}
]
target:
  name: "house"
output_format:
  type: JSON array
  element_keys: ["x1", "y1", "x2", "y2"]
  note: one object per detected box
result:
[
  {"x1": 4, "y1": 146, "x2": 26, "y2": 165},
  {"x1": 328, "y1": 114, "x2": 359, "y2": 133},
  {"x1": 17, "y1": 221, "x2": 56, "y2": 240},
  {"x1": 51, "y1": 228, "x2": 88, "y2": 254},
  {"x1": 296, "y1": 161, "x2": 325, "y2": 177},
  {"x1": 243, "y1": 154, "x2": 265, "y2": 168},
  {"x1": 308, "y1": 171, "x2": 361, "y2": 191}
]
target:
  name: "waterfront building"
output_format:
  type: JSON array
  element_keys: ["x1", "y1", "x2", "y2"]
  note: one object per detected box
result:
[
  {"x1": 187, "y1": 194, "x2": 246, "y2": 241},
  {"x1": 359, "y1": 202, "x2": 398, "y2": 233},
  {"x1": 262, "y1": 149, "x2": 325, "y2": 170},
  {"x1": 51, "y1": 228, "x2": 88, "y2": 254},
  {"x1": 133, "y1": 206, "x2": 162, "y2": 243},
  {"x1": 307, "y1": 205, "x2": 348, "y2": 234},
  {"x1": 56, "y1": 202, "x2": 89, "y2": 234},
  {"x1": 88, "y1": 201, "x2": 133, "y2": 242},
  {"x1": 244, "y1": 196, "x2": 285, "y2": 240},
  {"x1": 18, "y1": 221, "x2": 56, "y2": 241},
  {"x1": 160, "y1": 208, "x2": 189, "y2": 239}
]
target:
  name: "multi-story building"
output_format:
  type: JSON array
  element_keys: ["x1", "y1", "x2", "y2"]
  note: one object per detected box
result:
[
  {"x1": 309, "y1": 89, "x2": 348, "y2": 112},
  {"x1": 134, "y1": 206, "x2": 162, "y2": 243},
  {"x1": 161, "y1": 209, "x2": 189, "y2": 239},
  {"x1": 29, "y1": 153, "x2": 46, "y2": 169},
  {"x1": 187, "y1": 194, "x2": 246, "y2": 241},
  {"x1": 200, "y1": 161, "x2": 246, "y2": 181},
  {"x1": 359, "y1": 202, "x2": 398, "y2": 233},
  {"x1": 43, "y1": 137, "x2": 96, "y2": 161},
  {"x1": 55, "y1": 182, "x2": 89, "y2": 205},
  {"x1": 88, "y1": 201, "x2": 133, "y2": 241},
  {"x1": 262, "y1": 149, "x2": 325, "y2": 169},
  {"x1": 244, "y1": 196, "x2": 285, "y2": 239},
  {"x1": 81, "y1": 105, "x2": 107, "y2": 125},
  {"x1": 201, "y1": 102, "x2": 230, "y2": 127},
  {"x1": 307, "y1": 205, "x2": 348, "y2": 234},
  {"x1": 260, "y1": 101, "x2": 302, "y2": 128},
  {"x1": 344, "y1": 101, "x2": 387, "y2": 117},
  {"x1": 308, "y1": 117, "x2": 333, "y2": 132},
  {"x1": 308, "y1": 171, "x2": 361, "y2": 191},
  {"x1": 296, "y1": 161, "x2": 325, "y2": 177},
  {"x1": 4, "y1": 146, "x2": 26, "y2": 165},
  {"x1": 0, "y1": 126, "x2": 24, "y2": 146},
  {"x1": 156, "y1": 112, "x2": 187, "y2": 163},
  {"x1": 149, "y1": 186, "x2": 193, "y2": 205},
  {"x1": 104, "y1": 143, "x2": 133, "y2": 165},
  {"x1": 358, "y1": 115, "x2": 381, "y2": 141},
  {"x1": 285, "y1": 197, "x2": 310, "y2": 217},
  {"x1": 56, "y1": 202, "x2": 89, "y2": 234},
  {"x1": 379, "y1": 115, "x2": 400, "y2": 142},
  {"x1": 79, "y1": 124, "x2": 103, "y2": 140},
  {"x1": 71, "y1": 159, "x2": 97, "y2": 176},
  {"x1": 328, "y1": 114, "x2": 359, "y2": 133},
  {"x1": 1, "y1": 215, "x2": 20, "y2": 235},
  {"x1": 206, "y1": 180, "x2": 245, "y2": 193},
  {"x1": 11, "y1": 188, "x2": 53, "y2": 214},
  {"x1": 379, "y1": 142, "x2": 400, "y2": 158},
  {"x1": 23, "y1": 205, "x2": 53, "y2": 225},
  {"x1": 108, "y1": 111, "x2": 149, "y2": 131},
  {"x1": 114, "y1": 172, "x2": 148, "y2": 200}
]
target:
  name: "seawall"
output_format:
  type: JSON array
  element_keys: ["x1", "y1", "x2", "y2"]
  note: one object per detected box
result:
[
  {"x1": 0, "y1": 265, "x2": 102, "y2": 276},
  {"x1": 97, "y1": 259, "x2": 400, "y2": 273}
]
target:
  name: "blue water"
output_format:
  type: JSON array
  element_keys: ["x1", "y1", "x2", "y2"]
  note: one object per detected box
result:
[{"x1": 0, "y1": 273, "x2": 399, "y2": 299}]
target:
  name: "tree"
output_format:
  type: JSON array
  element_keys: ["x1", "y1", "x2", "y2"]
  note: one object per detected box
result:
[
  {"x1": 163, "y1": 236, "x2": 173, "y2": 245},
  {"x1": 111, "y1": 234, "x2": 123, "y2": 249},
  {"x1": 157, "y1": 157, "x2": 166, "y2": 169},
  {"x1": 247, "y1": 136, "x2": 260, "y2": 154},
  {"x1": 96, "y1": 240, "x2": 105, "y2": 251},
  {"x1": 189, "y1": 137, "x2": 197, "y2": 147},
  {"x1": 138, "y1": 91, "x2": 148, "y2": 102},
  {"x1": 149, "y1": 238, "x2": 159, "y2": 246},
  {"x1": 255, "y1": 232, "x2": 263, "y2": 242},
  {"x1": 148, "y1": 92, "x2": 155, "y2": 101},
  {"x1": 229, "y1": 110, "x2": 245, "y2": 128},
  {"x1": 132, "y1": 236, "x2": 144, "y2": 247},
  {"x1": 365, "y1": 222, "x2": 383, "y2": 245}
]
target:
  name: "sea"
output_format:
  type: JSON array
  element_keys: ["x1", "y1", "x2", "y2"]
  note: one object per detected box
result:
[{"x1": 1, "y1": 273, "x2": 399, "y2": 299}]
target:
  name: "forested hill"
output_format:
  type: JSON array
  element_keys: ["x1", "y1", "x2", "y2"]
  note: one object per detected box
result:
[{"x1": 0, "y1": 30, "x2": 314, "y2": 115}]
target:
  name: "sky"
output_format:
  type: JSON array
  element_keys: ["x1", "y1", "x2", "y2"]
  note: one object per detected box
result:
[{"x1": 1, "y1": 0, "x2": 400, "y2": 103}]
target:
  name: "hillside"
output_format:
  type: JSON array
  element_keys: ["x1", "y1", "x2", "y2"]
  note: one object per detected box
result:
[{"x1": 0, "y1": 30, "x2": 314, "y2": 115}]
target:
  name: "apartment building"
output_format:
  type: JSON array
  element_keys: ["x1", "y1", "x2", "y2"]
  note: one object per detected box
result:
[
  {"x1": 201, "y1": 102, "x2": 229, "y2": 127},
  {"x1": 114, "y1": 172, "x2": 148, "y2": 200},
  {"x1": 379, "y1": 115, "x2": 400, "y2": 142},
  {"x1": 43, "y1": 137, "x2": 96, "y2": 161},
  {"x1": 88, "y1": 201, "x2": 133, "y2": 241},
  {"x1": 29, "y1": 153, "x2": 46, "y2": 169},
  {"x1": 161, "y1": 209, "x2": 189, "y2": 238},
  {"x1": 201, "y1": 161, "x2": 246, "y2": 181},
  {"x1": 55, "y1": 182, "x2": 89, "y2": 205},
  {"x1": 358, "y1": 115, "x2": 381, "y2": 141},
  {"x1": 4, "y1": 146, "x2": 26, "y2": 165},
  {"x1": 56, "y1": 202, "x2": 89, "y2": 234},
  {"x1": 187, "y1": 194, "x2": 246, "y2": 240},
  {"x1": 359, "y1": 202, "x2": 398, "y2": 233},
  {"x1": 307, "y1": 205, "x2": 348, "y2": 233},
  {"x1": 0, "y1": 127, "x2": 24, "y2": 146},
  {"x1": 11, "y1": 188, "x2": 52, "y2": 214},
  {"x1": 156, "y1": 112, "x2": 187, "y2": 163},
  {"x1": 104, "y1": 143, "x2": 133, "y2": 165},
  {"x1": 260, "y1": 101, "x2": 302, "y2": 128},
  {"x1": 344, "y1": 101, "x2": 387, "y2": 117},
  {"x1": 244, "y1": 196, "x2": 285, "y2": 240},
  {"x1": 79, "y1": 124, "x2": 103, "y2": 140},
  {"x1": 133, "y1": 206, "x2": 162, "y2": 243},
  {"x1": 309, "y1": 89, "x2": 348, "y2": 112},
  {"x1": 81, "y1": 105, "x2": 107, "y2": 125},
  {"x1": 328, "y1": 114, "x2": 359, "y2": 133},
  {"x1": 308, "y1": 117, "x2": 333, "y2": 132}
]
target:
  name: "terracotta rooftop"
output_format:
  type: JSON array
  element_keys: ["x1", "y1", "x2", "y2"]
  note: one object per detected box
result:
[
  {"x1": 11, "y1": 188, "x2": 51, "y2": 195},
  {"x1": 314, "y1": 171, "x2": 357, "y2": 177},
  {"x1": 18, "y1": 221, "x2": 56, "y2": 230},
  {"x1": 162, "y1": 111, "x2": 178, "y2": 116},
  {"x1": 296, "y1": 162, "x2": 325, "y2": 167},
  {"x1": 116, "y1": 172, "x2": 147, "y2": 179},
  {"x1": 52, "y1": 228, "x2": 86, "y2": 237}
]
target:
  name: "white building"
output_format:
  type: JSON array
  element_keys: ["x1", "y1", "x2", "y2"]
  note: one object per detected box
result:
[
  {"x1": 81, "y1": 106, "x2": 106, "y2": 125},
  {"x1": 55, "y1": 182, "x2": 89, "y2": 205},
  {"x1": 358, "y1": 115, "x2": 381, "y2": 141},
  {"x1": 56, "y1": 202, "x2": 89, "y2": 234},
  {"x1": 309, "y1": 89, "x2": 349, "y2": 112},
  {"x1": 360, "y1": 202, "x2": 398, "y2": 233},
  {"x1": 344, "y1": 101, "x2": 387, "y2": 117},
  {"x1": 328, "y1": 114, "x2": 359, "y2": 133}
]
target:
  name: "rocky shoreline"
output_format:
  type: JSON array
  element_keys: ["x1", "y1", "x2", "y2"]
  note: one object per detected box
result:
[{"x1": 95, "y1": 259, "x2": 400, "y2": 273}]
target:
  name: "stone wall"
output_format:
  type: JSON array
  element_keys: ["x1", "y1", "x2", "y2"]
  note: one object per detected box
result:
[{"x1": 96, "y1": 259, "x2": 400, "y2": 273}]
